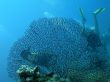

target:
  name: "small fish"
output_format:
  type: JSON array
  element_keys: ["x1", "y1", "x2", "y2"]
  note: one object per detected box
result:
[
  {"x1": 38, "y1": 66, "x2": 52, "y2": 75},
  {"x1": 20, "y1": 47, "x2": 31, "y2": 61},
  {"x1": 20, "y1": 47, "x2": 38, "y2": 64}
]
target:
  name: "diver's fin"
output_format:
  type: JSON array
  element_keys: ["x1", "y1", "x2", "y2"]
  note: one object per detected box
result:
[
  {"x1": 93, "y1": 8, "x2": 106, "y2": 37},
  {"x1": 79, "y1": 8, "x2": 86, "y2": 22},
  {"x1": 79, "y1": 8, "x2": 86, "y2": 33},
  {"x1": 93, "y1": 8, "x2": 106, "y2": 15}
]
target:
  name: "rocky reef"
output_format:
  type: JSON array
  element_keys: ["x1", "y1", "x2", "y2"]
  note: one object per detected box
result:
[
  {"x1": 17, "y1": 65, "x2": 110, "y2": 82},
  {"x1": 7, "y1": 17, "x2": 110, "y2": 82},
  {"x1": 17, "y1": 65, "x2": 71, "y2": 82}
]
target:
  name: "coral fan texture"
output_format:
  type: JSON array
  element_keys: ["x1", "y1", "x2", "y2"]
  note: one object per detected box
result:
[{"x1": 7, "y1": 18, "x2": 109, "y2": 81}]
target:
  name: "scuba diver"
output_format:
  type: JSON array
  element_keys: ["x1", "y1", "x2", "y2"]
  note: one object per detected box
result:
[
  {"x1": 79, "y1": 7, "x2": 108, "y2": 50},
  {"x1": 79, "y1": 8, "x2": 110, "y2": 71}
]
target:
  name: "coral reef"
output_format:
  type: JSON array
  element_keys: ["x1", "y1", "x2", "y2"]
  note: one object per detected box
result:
[
  {"x1": 17, "y1": 65, "x2": 71, "y2": 82},
  {"x1": 7, "y1": 17, "x2": 110, "y2": 82}
]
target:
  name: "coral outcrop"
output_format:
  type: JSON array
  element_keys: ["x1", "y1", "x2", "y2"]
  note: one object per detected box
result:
[
  {"x1": 17, "y1": 65, "x2": 71, "y2": 82},
  {"x1": 7, "y1": 17, "x2": 110, "y2": 82}
]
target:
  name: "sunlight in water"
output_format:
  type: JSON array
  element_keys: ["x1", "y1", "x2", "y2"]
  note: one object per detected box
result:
[
  {"x1": 43, "y1": 11, "x2": 54, "y2": 18},
  {"x1": 44, "y1": 0, "x2": 58, "y2": 5}
]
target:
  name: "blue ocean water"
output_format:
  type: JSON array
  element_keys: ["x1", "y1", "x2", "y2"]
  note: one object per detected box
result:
[{"x1": 0, "y1": 0, "x2": 110, "y2": 82}]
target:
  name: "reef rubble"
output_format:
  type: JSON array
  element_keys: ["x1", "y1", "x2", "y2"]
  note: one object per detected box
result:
[{"x1": 17, "y1": 65, "x2": 71, "y2": 82}]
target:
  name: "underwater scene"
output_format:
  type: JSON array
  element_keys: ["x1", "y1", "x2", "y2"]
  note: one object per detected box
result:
[{"x1": 0, "y1": 0, "x2": 110, "y2": 82}]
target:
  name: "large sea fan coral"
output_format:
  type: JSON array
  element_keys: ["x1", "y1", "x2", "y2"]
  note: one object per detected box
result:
[{"x1": 7, "y1": 17, "x2": 110, "y2": 81}]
